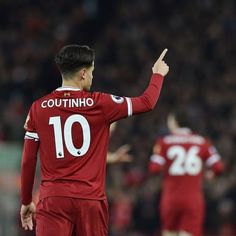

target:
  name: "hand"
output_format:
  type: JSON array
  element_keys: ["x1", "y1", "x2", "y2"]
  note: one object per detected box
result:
[
  {"x1": 20, "y1": 202, "x2": 36, "y2": 231},
  {"x1": 107, "y1": 144, "x2": 133, "y2": 164},
  {"x1": 205, "y1": 170, "x2": 215, "y2": 182},
  {"x1": 152, "y1": 48, "x2": 169, "y2": 76},
  {"x1": 109, "y1": 122, "x2": 117, "y2": 134}
]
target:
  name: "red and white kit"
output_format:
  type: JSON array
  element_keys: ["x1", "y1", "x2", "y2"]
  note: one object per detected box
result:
[
  {"x1": 149, "y1": 128, "x2": 224, "y2": 236},
  {"x1": 21, "y1": 74, "x2": 164, "y2": 236}
]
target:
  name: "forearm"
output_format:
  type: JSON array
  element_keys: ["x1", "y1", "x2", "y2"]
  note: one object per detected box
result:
[
  {"x1": 148, "y1": 153, "x2": 165, "y2": 174},
  {"x1": 148, "y1": 162, "x2": 162, "y2": 174},
  {"x1": 21, "y1": 139, "x2": 39, "y2": 205},
  {"x1": 131, "y1": 74, "x2": 164, "y2": 114}
]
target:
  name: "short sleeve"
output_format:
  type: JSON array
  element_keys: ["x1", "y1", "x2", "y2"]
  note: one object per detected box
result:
[
  {"x1": 100, "y1": 93, "x2": 132, "y2": 123},
  {"x1": 204, "y1": 139, "x2": 221, "y2": 167},
  {"x1": 150, "y1": 138, "x2": 166, "y2": 166}
]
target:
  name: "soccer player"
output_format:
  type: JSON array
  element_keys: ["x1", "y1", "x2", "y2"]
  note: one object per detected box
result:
[
  {"x1": 148, "y1": 110, "x2": 224, "y2": 236},
  {"x1": 20, "y1": 45, "x2": 169, "y2": 236}
]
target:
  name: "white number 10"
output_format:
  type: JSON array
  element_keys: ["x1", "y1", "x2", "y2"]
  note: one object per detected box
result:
[{"x1": 49, "y1": 115, "x2": 91, "y2": 158}]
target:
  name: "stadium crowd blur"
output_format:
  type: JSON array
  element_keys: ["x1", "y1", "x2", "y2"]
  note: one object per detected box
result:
[{"x1": 0, "y1": 0, "x2": 235, "y2": 235}]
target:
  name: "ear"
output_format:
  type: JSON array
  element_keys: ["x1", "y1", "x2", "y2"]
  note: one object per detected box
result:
[{"x1": 79, "y1": 68, "x2": 86, "y2": 80}]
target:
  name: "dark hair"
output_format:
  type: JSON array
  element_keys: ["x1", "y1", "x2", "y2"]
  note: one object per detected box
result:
[
  {"x1": 55, "y1": 45, "x2": 95, "y2": 77},
  {"x1": 170, "y1": 108, "x2": 193, "y2": 128}
]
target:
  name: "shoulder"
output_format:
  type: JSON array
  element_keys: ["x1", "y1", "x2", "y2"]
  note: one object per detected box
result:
[
  {"x1": 89, "y1": 91, "x2": 126, "y2": 104},
  {"x1": 192, "y1": 132, "x2": 211, "y2": 146},
  {"x1": 29, "y1": 92, "x2": 54, "y2": 112},
  {"x1": 153, "y1": 136, "x2": 166, "y2": 150}
]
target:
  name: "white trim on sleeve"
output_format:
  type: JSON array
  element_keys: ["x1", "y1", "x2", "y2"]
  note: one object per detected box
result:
[
  {"x1": 125, "y1": 97, "x2": 132, "y2": 117},
  {"x1": 150, "y1": 154, "x2": 166, "y2": 165},
  {"x1": 206, "y1": 154, "x2": 220, "y2": 167},
  {"x1": 25, "y1": 131, "x2": 39, "y2": 140}
]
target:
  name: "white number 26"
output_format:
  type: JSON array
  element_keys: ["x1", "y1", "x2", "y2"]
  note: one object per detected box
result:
[
  {"x1": 49, "y1": 115, "x2": 91, "y2": 158},
  {"x1": 167, "y1": 145, "x2": 202, "y2": 176}
]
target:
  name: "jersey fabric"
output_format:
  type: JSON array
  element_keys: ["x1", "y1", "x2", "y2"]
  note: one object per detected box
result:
[
  {"x1": 149, "y1": 128, "x2": 224, "y2": 236},
  {"x1": 21, "y1": 73, "x2": 164, "y2": 205}
]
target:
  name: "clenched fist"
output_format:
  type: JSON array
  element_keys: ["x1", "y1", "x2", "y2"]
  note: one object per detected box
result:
[{"x1": 152, "y1": 49, "x2": 169, "y2": 76}]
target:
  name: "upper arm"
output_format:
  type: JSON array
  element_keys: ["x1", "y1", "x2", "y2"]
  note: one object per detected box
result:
[
  {"x1": 149, "y1": 138, "x2": 165, "y2": 174},
  {"x1": 100, "y1": 93, "x2": 132, "y2": 123},
  {"x1": 99, "y1": 74, "x2": 164, "y2": 122},
  {"x1": 204, "y1": 140, "x2": 224, "y2": 174}
]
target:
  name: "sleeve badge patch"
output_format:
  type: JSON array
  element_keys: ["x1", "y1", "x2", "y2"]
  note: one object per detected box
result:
[
  {"x1": 209, "y1": 146, "x2": 217, "y2": 154},
  {"x1": 111, "y1": 95, "x2": 124, "y2": 104}
]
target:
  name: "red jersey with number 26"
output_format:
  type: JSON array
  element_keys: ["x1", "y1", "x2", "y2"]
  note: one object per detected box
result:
[
  {"x1": 149, "y1": 128, "x2": 224, "y2": 200},
  {"x1": 21, "y1": 74, "x2": 164, "y2": 205}
]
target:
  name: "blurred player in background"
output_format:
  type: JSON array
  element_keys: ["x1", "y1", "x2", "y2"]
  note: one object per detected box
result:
[
  {"x1": 149, "y1": 109, "x2": 224, "y2": 236},
  {"x1": 20, "y1": 44, "x2": 169, "y2": 236}
]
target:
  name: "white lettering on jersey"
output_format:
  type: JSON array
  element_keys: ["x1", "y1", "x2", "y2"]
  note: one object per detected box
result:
[
  {"x1": 41, "y1": 98, "x2": 94, "y2": 108},
  {"x1": 164, "y1": 135, "x2": 204, "y2": 145}
]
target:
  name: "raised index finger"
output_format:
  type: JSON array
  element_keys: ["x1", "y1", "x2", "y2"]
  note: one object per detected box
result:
[{"x1": 158, "y1": 48, "x2": 168, "y2": 61}]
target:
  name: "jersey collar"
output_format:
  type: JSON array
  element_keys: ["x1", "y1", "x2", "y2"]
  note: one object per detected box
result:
[
  {"x1": 55, "y1": 86, "x2": 81, "y2": 91},
  {"x1": 173, "y1": 128, "x2": 192, "y2": 135}
]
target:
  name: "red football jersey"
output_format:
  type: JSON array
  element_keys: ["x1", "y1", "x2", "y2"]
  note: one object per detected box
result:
[
  {"x1": 21, "y1": 74, "x2": 164, "y2": 204},
  {"x1": 149, "y1": 128, "x2": 223, "y2": 200}
]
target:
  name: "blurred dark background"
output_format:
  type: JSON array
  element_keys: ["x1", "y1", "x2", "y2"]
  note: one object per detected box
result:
[{"x1": 0, "y1": 0, "x2": 235, "y2": 235}]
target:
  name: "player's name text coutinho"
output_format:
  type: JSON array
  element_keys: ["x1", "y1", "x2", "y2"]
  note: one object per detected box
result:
[{"x1": 41, "y1": 98, "x2": 94, "y2": 108}]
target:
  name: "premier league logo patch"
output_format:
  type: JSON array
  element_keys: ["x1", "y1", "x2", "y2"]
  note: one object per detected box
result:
[
  {"x1": 111, "y1": 95, "x2": 124, "y2": 104},
  {"x1": 209, "y1": 146, "x2": 217, "y2": 154}
]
